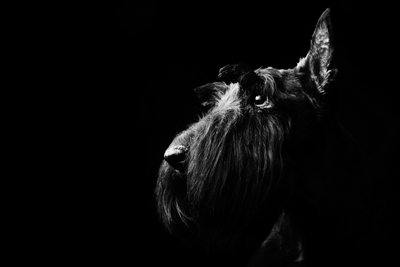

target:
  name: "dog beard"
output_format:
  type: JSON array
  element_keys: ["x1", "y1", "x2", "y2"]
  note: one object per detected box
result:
[{"x1": 156, "y1": 107, "x2": 292, "y2": 252}]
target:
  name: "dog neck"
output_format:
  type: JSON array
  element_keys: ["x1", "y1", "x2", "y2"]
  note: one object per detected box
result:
[{"x1": 246, "y1": 212, "x2": 304, "y2": 267}]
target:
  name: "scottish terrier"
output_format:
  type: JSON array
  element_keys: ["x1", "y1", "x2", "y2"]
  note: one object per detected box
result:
[{"x1": 155, "y1": 8, "x2": 350, "y2": 266}]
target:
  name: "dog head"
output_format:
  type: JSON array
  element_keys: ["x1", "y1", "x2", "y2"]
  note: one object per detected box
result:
[{"x1": 156, "y1": 8, "x2": 336, "y2": 253}]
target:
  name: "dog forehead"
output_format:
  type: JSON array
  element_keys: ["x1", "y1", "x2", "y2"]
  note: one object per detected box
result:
[
  {"x1": 255, "y1": 67, "x2": 282, "y2": 79},
  {"x1": 257, "y1": 67, "x2": 303, "y2": 93},
  {"x1": 210, "y1": 67, "x2": 300, "y2": 114}
]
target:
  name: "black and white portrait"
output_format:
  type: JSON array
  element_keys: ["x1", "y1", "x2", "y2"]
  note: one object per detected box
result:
[{"x1": 58, "y1": 2, "x2": 399, "y2": 266}]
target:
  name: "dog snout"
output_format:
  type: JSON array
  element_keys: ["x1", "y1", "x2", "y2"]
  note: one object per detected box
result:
[{"x1": 164, "y1": 145, "x2": 188, "y2": 171}]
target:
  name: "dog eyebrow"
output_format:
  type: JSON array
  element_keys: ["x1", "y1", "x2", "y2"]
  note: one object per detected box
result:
[
  {"x1": 254, "y1": 68, "x2": 278, "y2": 97},
  {"x1": 213, "y1": 83, "x2": 242, "y2": 114}
]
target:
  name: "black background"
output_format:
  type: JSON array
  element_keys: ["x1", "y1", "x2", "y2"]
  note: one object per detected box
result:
[{"x1": 54, "y1": 1, "x2": 398, "y2": 265}]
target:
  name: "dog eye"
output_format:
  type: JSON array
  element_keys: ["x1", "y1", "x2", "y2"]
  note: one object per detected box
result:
[{"x1": 254, "y1": 94, "x2": 272, "y2": 108}]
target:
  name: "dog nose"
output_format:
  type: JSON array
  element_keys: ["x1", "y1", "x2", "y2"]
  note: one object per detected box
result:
[{"x1": 164, "y1": 145, "x2": 188, "y2": 171}]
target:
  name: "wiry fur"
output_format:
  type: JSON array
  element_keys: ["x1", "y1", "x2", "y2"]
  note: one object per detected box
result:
[
  {"x1": 156, "y1": 72, "x2": 293, "y2": 251},
  {"x1": 156, "y1": 8, "x2": 338, "y2": 265}
]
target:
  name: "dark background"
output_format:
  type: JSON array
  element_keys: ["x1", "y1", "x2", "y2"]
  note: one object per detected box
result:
[{"x1": 57, "y1": 1, "x2": 398, "y2": 265}]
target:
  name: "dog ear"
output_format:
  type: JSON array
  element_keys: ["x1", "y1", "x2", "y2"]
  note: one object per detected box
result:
[
  {"x1": 194, "y1": 82, "x2": 229, "y2": 108},
  {"x1": 296, "y1": 8, "x2": 337, "y2": 95},
  {"x1": 218, "y1": 63, "x2": 252, "y2": 84}
]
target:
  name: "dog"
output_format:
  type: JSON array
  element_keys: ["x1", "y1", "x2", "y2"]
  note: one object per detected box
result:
[{"x1": 155, "y1": 8, "x2": 358, "y2": 266}]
